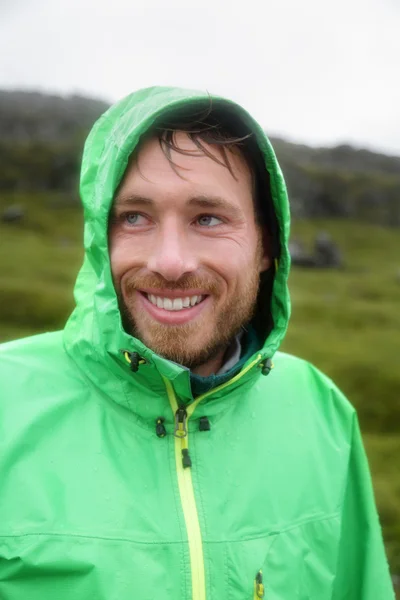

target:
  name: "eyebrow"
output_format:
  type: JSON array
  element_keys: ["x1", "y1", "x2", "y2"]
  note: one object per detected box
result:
[
  {"x1": 113, "y1": 195, "x2": 153, "y2": 209},
  {"x1": 113, "y1": 194, "x2": 243, "y2": 220},
  {"x1": 187, "y1": 196, "x2": 243, "y2": 219}
]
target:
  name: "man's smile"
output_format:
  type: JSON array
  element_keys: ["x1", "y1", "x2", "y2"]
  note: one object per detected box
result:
[
  {"x1": 145, "y1": 293, "x2": 205, "y2": 311},
  {"x1": 137, "y1": 290, "x2": 210, "y2": 324}
]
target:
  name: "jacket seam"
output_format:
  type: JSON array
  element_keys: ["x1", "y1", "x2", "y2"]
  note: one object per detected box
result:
[
  {"x1": 330, "y1": 413, "x2": 357, "y2": 594},
  {"x1": 202, "y1": 511, "x2": 341, "y2": 544},
  {"x1": 0, "y1": 532, "x2": 188, "y2": 545},
  {"x1": 0, "y1": 512, "x2": 340, "y2": 546}
]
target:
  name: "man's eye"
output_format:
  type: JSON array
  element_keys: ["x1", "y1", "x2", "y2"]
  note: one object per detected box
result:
[
  {"x1": 197, "y1": 215, "x2": 222, "y2": 227},
  {"x1": 123, "y1": 213, "x2": 147, "y2": 226}
]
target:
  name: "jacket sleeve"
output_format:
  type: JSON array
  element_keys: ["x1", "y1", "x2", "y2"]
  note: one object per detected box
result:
[{"x1": 332, "y1": 413, "x2": 395, "y2": 599}]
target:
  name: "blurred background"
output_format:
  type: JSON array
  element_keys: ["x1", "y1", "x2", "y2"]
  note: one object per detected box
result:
[{"x1": 0, "y1": 0, "x2": 399, "y2": 591}]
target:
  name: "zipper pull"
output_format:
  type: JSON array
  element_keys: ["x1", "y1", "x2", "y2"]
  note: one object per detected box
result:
[
  {"x1": 182, "y1": 448, "x2": 192, "y2": 468},
  {"x1": 174, "y1": 407, "x2": 188, "y2": 438},
  {"x1": 255, "y1": 570, "x2": 264, "y2": 598}
]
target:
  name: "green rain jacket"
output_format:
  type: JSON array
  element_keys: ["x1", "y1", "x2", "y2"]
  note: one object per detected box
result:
[{"x1": 0, "y1": 87, "x2": 394, "y2": 600}]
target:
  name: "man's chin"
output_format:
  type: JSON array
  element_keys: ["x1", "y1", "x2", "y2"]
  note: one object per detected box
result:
[
  {"x1": 119, "y1": 292, "x2": 254, "y2": 369},
  {"x1": 131, "y1": 325, "x2": 224, "y2": 369}
]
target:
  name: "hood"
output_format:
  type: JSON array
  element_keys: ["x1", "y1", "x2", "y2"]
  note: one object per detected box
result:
[{"x1": 63, "y1": 86, "x2": 291, "y2": 400}]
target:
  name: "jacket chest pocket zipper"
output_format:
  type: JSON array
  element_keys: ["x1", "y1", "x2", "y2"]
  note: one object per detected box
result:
[{"x1": 254, "y1": 570, "x2": 265, "y2": 599}]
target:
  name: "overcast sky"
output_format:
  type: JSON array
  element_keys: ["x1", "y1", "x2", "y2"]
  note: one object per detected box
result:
[{"x1": 1, "y1": 0, "x2": 399, "y2": 155}]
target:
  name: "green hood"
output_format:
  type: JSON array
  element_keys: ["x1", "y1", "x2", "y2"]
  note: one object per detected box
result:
[{"x1": 64, "y1": 86, "x2": 291, "y2": 393}]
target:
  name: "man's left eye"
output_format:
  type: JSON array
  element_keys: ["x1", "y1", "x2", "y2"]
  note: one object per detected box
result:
[
  {"x1": 124, "y1": 213, "x2": 148, "y2": 226},
  {"x1": 197, "y1": 215, "x2": 222, "y2": 227}
]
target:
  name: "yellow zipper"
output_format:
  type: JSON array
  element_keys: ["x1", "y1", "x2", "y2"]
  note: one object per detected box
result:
[
  {"x1": 164, "y1": 378, "x2": 206, "y2": 600},
  {"x1": 193, "y1": 353, "x2": 263, "y2": 408},
  {"x1": 254, "y1": 570, "x2": 264, "y2": 598},
  {"x1": 162, "y1": 354, "x2": 263, "y2": 600}
]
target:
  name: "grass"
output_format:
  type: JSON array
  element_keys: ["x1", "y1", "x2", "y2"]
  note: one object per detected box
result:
[
  {"x1": 0, "y1": 194, "x2": 399, "y2": 582},
  {"x1": 283, "y1": 220, "x2": 400, "y2": 434},
  {"x1": 0, "y1": 193, "x2": 82, "y2": 333}
]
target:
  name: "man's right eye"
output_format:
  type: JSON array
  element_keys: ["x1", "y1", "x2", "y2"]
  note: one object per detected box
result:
[{"x1": 122, "y1": 212, "x2": 148, "y2": 226}]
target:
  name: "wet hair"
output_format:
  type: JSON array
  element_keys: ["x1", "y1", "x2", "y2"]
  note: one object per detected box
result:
[{"x1": 148, "y1": 102, "x2": 272, "y2": 231}]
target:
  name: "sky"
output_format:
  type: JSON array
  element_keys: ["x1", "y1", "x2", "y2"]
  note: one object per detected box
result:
[{"x1": 1, "y1": 0, "x2": 399, "y2": 155}]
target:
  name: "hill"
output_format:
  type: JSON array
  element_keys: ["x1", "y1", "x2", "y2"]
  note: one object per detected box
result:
[{"x1": 0, "y1": 90, "x2": 108, "y2": 143}]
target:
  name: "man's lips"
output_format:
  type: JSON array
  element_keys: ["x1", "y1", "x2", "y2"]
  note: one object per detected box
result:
[
  {"x1": 138, "y1": 287, "x2": 208, "y2": 298},
  {"x1": 137, "y1": 291, "x2": 210, "y2": 325}
]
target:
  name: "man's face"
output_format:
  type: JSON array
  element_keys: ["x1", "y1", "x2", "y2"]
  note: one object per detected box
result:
[{"x1": 109, "y1": 133, "x2": 270, "y2": 369}]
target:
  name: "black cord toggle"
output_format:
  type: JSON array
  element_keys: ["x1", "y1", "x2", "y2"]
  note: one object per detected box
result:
[
  {"x1": 128, "y1": 352, "x2": 140, "y2": 372},
  {"x1": 261, "y1": 358, "x2": 273, "y2": 376},
  {"x1": 199, "y1": 416, "x2": 211, "y2": 431},
  {"x1": 156, "y1": 417, "x2": 167, "y2": 438},
  {"x1": 121, "y1": 350, "x2": 146, "y2": 372}
]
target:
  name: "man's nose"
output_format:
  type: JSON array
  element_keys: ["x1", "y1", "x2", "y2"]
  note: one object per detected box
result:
[{"x1": 147, "y1": 225, "x2": 198, "y2": 282}]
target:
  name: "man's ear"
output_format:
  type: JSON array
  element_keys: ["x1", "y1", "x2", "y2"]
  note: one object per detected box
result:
[{"x1": 259, "y1": 229, "x2": 272, "y2": 273}]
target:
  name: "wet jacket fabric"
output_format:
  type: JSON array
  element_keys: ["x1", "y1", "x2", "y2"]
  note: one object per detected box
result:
[{"x1": 0, "y1": 87, "x2": 394, "y2": 599}]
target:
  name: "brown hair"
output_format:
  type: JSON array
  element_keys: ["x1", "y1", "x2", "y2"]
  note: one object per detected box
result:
[{"x1": 149, "y1": 103, "x2": 269, "y2": 229}]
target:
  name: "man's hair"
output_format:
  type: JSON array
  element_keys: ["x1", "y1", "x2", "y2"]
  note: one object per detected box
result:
[{"x1": 147, "y1": 102, "x2": 272, "y2": 231}]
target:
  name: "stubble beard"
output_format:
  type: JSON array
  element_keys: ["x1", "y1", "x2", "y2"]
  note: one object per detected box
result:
[{"x1": 119, "y1": 248, "x2": 263, "y2": 370}]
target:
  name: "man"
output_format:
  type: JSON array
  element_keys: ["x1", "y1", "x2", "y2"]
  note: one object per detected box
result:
[{"x1": 0, "y1": 87, "x2": 394, "y2": 599}]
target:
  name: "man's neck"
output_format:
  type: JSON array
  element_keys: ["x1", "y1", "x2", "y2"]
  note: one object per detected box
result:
[
  {"x1": 190, "y1": 332, "x2": 244, "y2": 378},
  {"x1": 191, "y1": 350, "x2": 226, "y2": 378}
]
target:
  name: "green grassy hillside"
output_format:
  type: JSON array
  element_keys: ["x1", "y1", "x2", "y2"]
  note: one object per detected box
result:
[{"x1": 0, "y1": 192, "x2": 399, "y2": 580}]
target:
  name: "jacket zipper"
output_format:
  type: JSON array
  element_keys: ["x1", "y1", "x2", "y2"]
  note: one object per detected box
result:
[
  {"x1": 164, "y1": 378, "x2": 206, "y2": 600},
  {"x1": 254, "y1": 570, "x2": 264, "y2": 598},
  {"x1": 162, "y1": 354, "x2": 264, "y2": 600}
]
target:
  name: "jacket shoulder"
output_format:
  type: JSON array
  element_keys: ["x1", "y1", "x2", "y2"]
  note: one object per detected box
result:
[
  {"x1": 273, "y1": 350, "x2": 349, "y2": 393},
  {"x1": 271, "y1": 350, "x2": 356, "y2": 422},
  {"x1": 0, "y1": 330, "x2": 64, "y2": 362},
  {"x1": 0, "y1": 330, "x2": 79, "y2": 393}
]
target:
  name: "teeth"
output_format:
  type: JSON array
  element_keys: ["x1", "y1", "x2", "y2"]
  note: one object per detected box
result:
[
  {"x1": 146, "y1": 294, "x2": 203, "y2": 311},
  {"x1": 172, "y1": 298, "x2": 183, "y2": 311},
  {"x1": 164, "y1": 298, "x2": 173, "y2": 310}
]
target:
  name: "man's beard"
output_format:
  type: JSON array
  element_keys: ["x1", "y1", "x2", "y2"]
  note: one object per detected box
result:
[{"x1": 118, "y1": 249, "x2": 263, "y2": 370}]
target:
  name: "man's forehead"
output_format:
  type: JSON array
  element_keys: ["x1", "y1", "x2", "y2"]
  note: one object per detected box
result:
[{"x1": 124, "y1": 131, "x2": 252, "y2": 185}]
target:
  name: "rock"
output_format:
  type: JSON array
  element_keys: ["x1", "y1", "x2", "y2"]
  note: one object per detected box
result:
[
  {"x1": 289, "y1": 232, "x2": 344, "y2": 269},
  {"x1": 1, "y1": 205, "x2": 25, "y2": 223},
  {"x1": 289, "y1": 238, "x2": 317, "y2": 267},
  {"x1": 314, "y1": 231, "x2": 343, "y2": 268}
]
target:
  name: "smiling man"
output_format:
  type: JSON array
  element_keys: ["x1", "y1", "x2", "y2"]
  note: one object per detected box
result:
[
  {"x1": 109, "y1": 129, "x2": 270, "y2": 377},
  {"x1": 0, "y1": 87, "x2": 394, "y2": 599}
]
